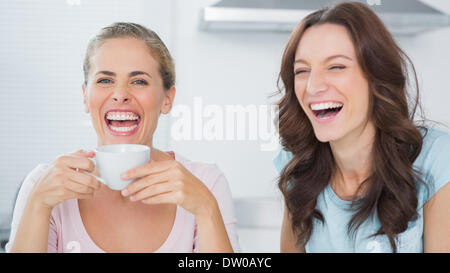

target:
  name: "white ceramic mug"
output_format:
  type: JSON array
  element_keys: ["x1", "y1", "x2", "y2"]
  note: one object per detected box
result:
[{"x1": 85, "y1": 144, "x2": 150, "y2": 190}]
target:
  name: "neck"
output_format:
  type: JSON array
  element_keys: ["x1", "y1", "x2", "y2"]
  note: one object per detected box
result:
[{"x1": 329, "y1": 120, "x2": 376, "y2": 198}]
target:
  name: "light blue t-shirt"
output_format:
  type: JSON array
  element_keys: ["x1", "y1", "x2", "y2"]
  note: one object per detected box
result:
[{"x1": 273, "y1": 128, "x2": 450, "y2": 253}]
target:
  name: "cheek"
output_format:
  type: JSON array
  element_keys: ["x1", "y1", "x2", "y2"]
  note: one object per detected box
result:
[
  {"x1": 84, "y1": 88, "x2": 106, "y2": 131},
  {"x1": 88, "y1": 85, "x2": 108, "y2": 101},
  {"x1": 359, "y1": 90, "x2": 371, "y2": 122},
  {"x1": 135, "y1": 90, "x2": 166, "y2": 122},
  {"x1": 344, "y1": 80, "x2": 371, "y2": 121},
  {"x1": 332, "y1": 68, "x2": 369, "y2": 106},
  {"x1": 136, "y1": 91, "x2": 161, "y2": 111},
  {"x1": 86, "y1": 87, "x2": 107, "y2": 114},
  {"x1": 294, "y1": 80, "x2": 309, "y2": 113}
]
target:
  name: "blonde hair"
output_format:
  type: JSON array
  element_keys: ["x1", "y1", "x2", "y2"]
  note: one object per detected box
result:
[{"x1": 83, "y1": 22, "x2": 175, "y2": 90}]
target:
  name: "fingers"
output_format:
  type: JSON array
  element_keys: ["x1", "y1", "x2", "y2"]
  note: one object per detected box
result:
[
  {"x1": 72, "y1": 149, "x2": 95, "y2": 157},
  {"x1": 121, "y1": 160, "x2": 174, "y2": 180},
  {"x1": 141, "y1": 191, "x2": 181, "y2": 205},
  {"x1": 56, "y1": 152, "x2": 95, "y2": 173},
  {"x1": 61, "y1": 188, "x2": 95, "y2": 200},
  {"x1": 65, "y1": 168, "x2": 102, "y2": 190},
  {"x1": 122, "y1": 172, "x2": 170, "y2": 197},
  {"x1": 130, "y1": 181, "x2": 179, "y2": 202},
  {"x1": 65, "y1": 179, "x2": 97, "y2": 194}
]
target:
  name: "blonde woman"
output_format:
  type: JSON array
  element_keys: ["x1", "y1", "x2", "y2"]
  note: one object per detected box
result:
[{"x1": 7, "y1": 22, "x2": 239, "y2": 253}]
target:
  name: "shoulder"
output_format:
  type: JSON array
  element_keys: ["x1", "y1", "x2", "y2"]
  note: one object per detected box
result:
[
  {"x1": 26, "y1": 163, "x2": 51, "y2": 181},
  {"x1": 15, "y1": 163, "x2": 73, "y2": 214},
  {"x1": 420, "y1": 127, "x2": 450, "y2": 153},
  {"x1": 13, "y1": 163, "x2": 54, "y2": 214},
  {"x1": 173, "y1": 152, "x2": 227, "y2": 191},
  {"x1": 18, "y1": 163, "x2": 51, "y2": 195},
  {"x1": 415, "y1": 127, "x2": 450, "y2": 168},
  {"x1": 414, "y1": 127, "x2": 450, "y2": 206}
]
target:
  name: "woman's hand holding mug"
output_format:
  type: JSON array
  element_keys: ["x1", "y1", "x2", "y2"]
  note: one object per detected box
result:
[
  {"x1": 120, "y1": 159, "x2": 218, "y2": 218},
  {"x1": 29, "y1": 149, "x2": 102, "y2": 211}
]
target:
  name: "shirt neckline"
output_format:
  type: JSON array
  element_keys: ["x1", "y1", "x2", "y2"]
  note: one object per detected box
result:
[
  {"x1": 73, "y1": 151, "x2": 185, "y2": 253},
  {"x1": 325, "y1": 184, "x2": 355, "y2": 208}
]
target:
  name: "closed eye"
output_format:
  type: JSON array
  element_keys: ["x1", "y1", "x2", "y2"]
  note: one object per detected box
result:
[
  {"x1": 295, "y1": 69, "x2": 310, "y2": 75},
  {"x1": 330, "y1": 65, "x2": 346, "y2": 70}
]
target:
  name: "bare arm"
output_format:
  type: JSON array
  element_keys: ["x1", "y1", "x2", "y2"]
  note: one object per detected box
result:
[
  {"x1": 10, "y1": 198, "x2": 52, "y2": 252},
  {"x1": 424, "y1": 182, "x2": 450, "y2": 252},
  {"x1": 196, "y1": 199, "x2": 234, "y2": 252},
  {"x1": 122, "y1": 160, "x2": 236, "y2": 253},
  {"x1": 10, "y1": 150, "x2": 100, "y2": 253},
  {"x1": 281, "y1": 203, "x2": 305, "y2": 253},
  {"x1": 280, "y1": 203, "x2": 304, "y2": 253}
]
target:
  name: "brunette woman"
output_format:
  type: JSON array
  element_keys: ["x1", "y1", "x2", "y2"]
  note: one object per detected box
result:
[{"x1": 274, "y1": 2, "x2": 450, "y2": 253}]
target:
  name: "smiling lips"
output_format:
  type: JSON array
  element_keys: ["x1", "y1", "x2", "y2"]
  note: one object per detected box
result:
[
  {"x1": 104, "y1": 109, "x2": 141, "y2": 136},
  {"x1": 309, "y1": 101, "x2": 343, "y2": 124}
]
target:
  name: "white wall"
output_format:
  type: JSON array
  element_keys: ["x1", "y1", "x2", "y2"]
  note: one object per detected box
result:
[{"x1": 397, "y1": 28, "x2": 450, "y2": 128}]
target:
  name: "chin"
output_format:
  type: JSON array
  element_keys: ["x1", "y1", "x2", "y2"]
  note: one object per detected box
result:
[{"x1": 313, "y1": 128, "x2": 343, "y2": 143}]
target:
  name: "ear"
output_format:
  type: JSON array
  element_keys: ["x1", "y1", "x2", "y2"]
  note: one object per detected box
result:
[
  {"x1": 82, "y1": 84, "x2": 90, "y2": 114},
  {"x1": 160, "y1": 86, "x2": 176, "y2": 115}
]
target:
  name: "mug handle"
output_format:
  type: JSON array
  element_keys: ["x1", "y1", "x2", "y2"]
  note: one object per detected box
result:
[{"x1": 81, "y1": 158, "x2": 106, "y2": 185}]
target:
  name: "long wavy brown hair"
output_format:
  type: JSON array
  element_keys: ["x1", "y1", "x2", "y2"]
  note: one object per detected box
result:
[{"x1": 276, "y1": 2, "x2": 426, "y2": 252}]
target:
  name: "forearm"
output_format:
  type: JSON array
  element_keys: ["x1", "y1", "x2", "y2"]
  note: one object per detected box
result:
[
  {"x1": 10, "y1": 199, "x2": 52, "y2": 253},
  {"x1": 195, "y1": 200, "x2": 234, "y2": 253}
]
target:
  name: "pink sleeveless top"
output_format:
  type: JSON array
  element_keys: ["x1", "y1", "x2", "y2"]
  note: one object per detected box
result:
[{"x1": 6, "y1": 152, "x2": 240, "y2": 253}]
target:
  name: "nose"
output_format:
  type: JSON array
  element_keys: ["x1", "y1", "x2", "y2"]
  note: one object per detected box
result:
[
  {"x1": 306, "y1": 69, "x2": 328, "y2": 95},
  {"x1": 111, "y1": 86, "x2": 132, "y2": 104}
]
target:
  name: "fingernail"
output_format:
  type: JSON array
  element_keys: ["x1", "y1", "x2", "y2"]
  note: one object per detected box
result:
[
  {"x1": 121, "y1": 173, "x2": 129, "y2": 180},
  {"x1": 121, "y1": 189, "x2": 129, "y2": 196},
  {"x1": 130, "y1": 195, "x2": 135, "y2": 201}
]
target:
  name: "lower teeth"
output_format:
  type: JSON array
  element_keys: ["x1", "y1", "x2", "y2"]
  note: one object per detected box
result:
[
  {"x1": 317, "y1": 108, "x2": 341, "y2": 119},
  {"x1": 109, "y1": 124, "x2": 137, "y2": 132}
]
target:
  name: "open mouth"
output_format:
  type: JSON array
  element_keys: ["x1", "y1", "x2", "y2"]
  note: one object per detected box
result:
[
  {"x1": 104, "y1": 110, "x2": 141, "y2": 135},
  {"x1": 310, "y1": 102, "x2": 343, "y2": 120}
]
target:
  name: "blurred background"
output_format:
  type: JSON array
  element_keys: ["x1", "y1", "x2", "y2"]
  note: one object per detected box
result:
[{"x1": 1, "y1": 0, "x2": 449, "y2": 252}]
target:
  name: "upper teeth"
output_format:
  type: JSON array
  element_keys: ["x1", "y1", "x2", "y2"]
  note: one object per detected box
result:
[
  {"x1": 106, "y1": 112, "x2": 140, "y2": 121},
  {"x1": 310, "y1": 102, "x2": 343, "y2": 111}
]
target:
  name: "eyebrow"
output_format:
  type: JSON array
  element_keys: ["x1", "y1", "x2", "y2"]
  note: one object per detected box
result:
[
  {"x1": 95, "y1": 71, "x2": 152, "y2": 78},
  {"x1": 95, "y1": 70, "x2": 116, "y2": 76},
  {"x1": 294, "y1": 54, "x2": 353, "y2": 65},
  {"x1": 129, "y1": 71, "x2": 152, "y2": 78}
]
